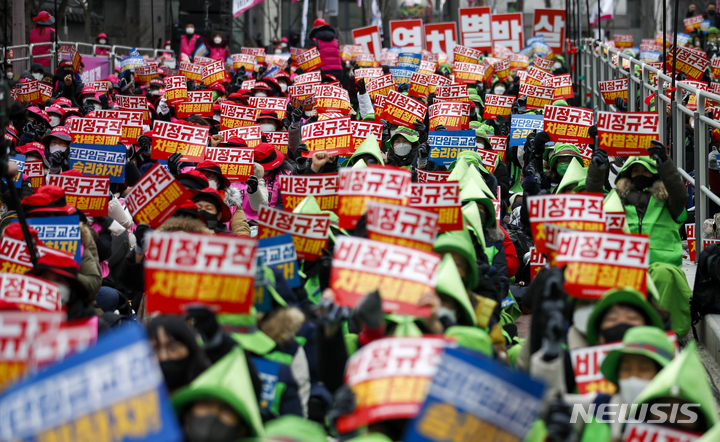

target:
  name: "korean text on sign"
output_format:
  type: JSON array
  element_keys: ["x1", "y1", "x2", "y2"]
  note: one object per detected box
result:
[
  {"x1": 301, "y1": 117, "x2": 353, "y2": 156},
  {"x1": 366, "y1": 201, "x2": 439, "y2": 252},
  {"x1": 125, "y1": 163, "x2": 193, "y2": 228},
  {"x1": 256, "y1": 206, "x2": 330, "y2": 261},
  {"x1": 381, "y1": 90, "x2": 428, "y2": 128},
  {"x1": 0, "y1": 273, "x2": 63, "y2": 312},
  {"x1": 570, "y1": 342, "x2": 623, "y2": 395},
  {"x1": 69, "y1": 144, "x2": 125, "y2": 184},
  {"x1": 543, "y1": 105, "x2": 594, "y2": 144},
  {"x1": 221, "y1": 125, "x2": 262, "y2": 148},
  {"x1": 46, "y1": 175, "x2": 110, "y2": 216},
  {"x1": 144, "y1": 231, "x2": 257, "y2": 314},
  {"x1": 596, "y1": 111, "x2": 659, "y2": 156},
  {"x1": 408, "y1": 182, "x2": 463, "y2": 232},
  {"x1": 428, "y1": 102, "x2": 470, "y2": 131},
  {"x1": 257, "y1": 234, "x2": 301, "y2": 289},
  {"x1": 483, "y1": 94, "x2": 515, "y2": 120},
  {"x1": 427, "y1": 130, "x2": 476, "y2": 166},
  {"x1": 94, "y1": 109, "x2": 144, "y2": 144},
  {"x1": 416, "y1": 170, "x2": 452, "y2": 183},
  {"x1": 220, "y1": 102, "x2": 257, "y2": 130},
  {"x1": 204, "y1": 147, "x2": 254, "y2": 181},
  {"x1": 338, "y1": 166, "x2": 412, "y2": 229},
  {"x1": 176, "y1": 90, "x2": 213, "y2": 118},
  {"x1": 26, "y1": 216, "x2": 82, "y2": 263},
  {"x1": 510, "y1": 114, "x2": 544, "y2": 146},
  {"x1": 151, "y1": 120, "x2": 209, "y2": 162},
  {"x1": 70, "y1": 118, "x2": 122, "y2": 145},
  {"x1": 280, "y1": 174, "x2": 339, "y2": 213},
  {"x1": 0, "y1": 236, "x2": 73, "y2": 276}
]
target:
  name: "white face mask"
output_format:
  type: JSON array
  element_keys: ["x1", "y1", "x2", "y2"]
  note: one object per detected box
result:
[
  {"x1": 553, "y1": 61, "x2": 563, "y2": 70},
  {"x1": 6, "y1": 72, "x2": 12, "y2": 79},
  {"x1": 254, "y1": 92, "x2": 267, "y2": 97},
  {"x1": 394, "y1": 142, "x2": 412, "y2": 156},
  {"x1": 437, "y1": 306, "x2": 457, "y2": 324},
  {"x1": 33, "y1": 72, "x2": 43, "y2": 81},
  {"x1": 208, "y1": 179, "x2": 218, "y2": 189},
  {"x1": 279, "y1": 83, "x2": 288, "y2": 92},
  {"x1": 49, "y1": 143, "x2": 67, "y2": 154},
  {"x1": 214, "y1": 37, "x2": 222, "y2": 44},
  {"x1": 260, "y1": 123, "x2": 276, "y2": 132},
  {"x1": 165, "y1": 45, "x2": 171, "y2": 51},
  {"x1": 213, "y1": 114, "x2": 221, "y2": 122},
  {"x1": 94, "y1": 103, "x2": 102, "y2": 111},
  {"x1": 98, "y1": 38, "x2": 107, "y2": 45},
  {"x1": 150, "y1": 89, "x2": 160, "y2": 96},
  {"x1": 573, "y1": 304, "x2": 594, "y2": 335},
  {"x1": 186, "y1": 27, "x2": 195, "y2": 35},
  {"x1": 619, "y1": 377, "x2": 651, "y2": 404},
  {"x1": 49, "y1": 116, "x2": 61, "y2": 127},
  {"x1": 476, "y1": 141, "x2": 484, "y2": 150},
  {"x1": 58, "y1": 284, "x2": 71, "y2": 305},
  {"x1": 494, "y1": 85, "x2": 506, "y2": 95}
]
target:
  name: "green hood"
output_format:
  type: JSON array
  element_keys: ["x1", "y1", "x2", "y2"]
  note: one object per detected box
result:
[
  {"x1": 555, "y1": 157, "x2": 588, "y2": 194},
  {"x1": 445, "y1": 326, "x2": 492, "y2": 356},
  {"x1": 231, "y1": 330, "x2": 277, "y2": 355},
  {"x1": 384, "y1": 313, "x2": 424, "y2": 337},
  {"x1": 436, "y1": 253, "x2": 477, "y2": 326},
  {"x1": 548, "y1": 143, "x2": 582, "y2": 170},
  {"x1": 460, "y1": 180, "x2": 496, "y2": 229},
  {"x1": 173, "y1": 347, "x2": 265, "y2": 437},
  {"x1": 462, "y1": 201, "x2": 487, "y2": 250},
  {"x1": 616, "y1": 156, "x2": 658, "y2": 182},
  {"x1": 551, "y1": 99, "x2": 568, "y2": 106},
  {"x1": 346, "y1": 434, "x2": 395, "y2": 442},
  {"x1": 345, "y1": 135, "x2": 384, "y2": 167},
  {"x1": 447, "y1": 157, "x2": 470, "y2": 181},
  {"x1": 450, "y1": 150, "x2": 490, "y2": 175},
  {"x1": 697, "y1": 421, "x2": 720, "y2": 441},
  {"x1": 599, "y1": 326, "x2": 674, "y2": 385},
  {"x1": 363, "y1": 113, "x2": 376, "y2": 121},
  {"x1": 604, "y1": 189, "x2": 625, "y2": 213},
  {"x1": 352, "y1": 158, "x2": 367, "y2": 168},
  {"x1": 264, "y1": 415, "x2": 327, "y2": 442},
  {"x1": 635, "y1": 342, "x2": 719, "y2": 429},
  {"x1": 586, "y1": 288, "x2": 665, "y2": 346},
  {"x1": 458, "y1": 165, "x2": 494, "y2": 198},
  {"x1": 434, "y1": 227, "x2": 479, "y2": 290}
]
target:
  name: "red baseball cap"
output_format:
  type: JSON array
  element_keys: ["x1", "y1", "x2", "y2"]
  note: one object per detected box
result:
[
  {"x1": 195, "y1": 161, "x2": 231, "y2": 189},
  {"x1": 254, "y1": 143, "x2": 284, "y2": 171}
]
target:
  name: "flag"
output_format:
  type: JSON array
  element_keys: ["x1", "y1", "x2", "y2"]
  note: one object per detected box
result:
[{"x1": 589, "y1": 0, "x2": 614, "y2": 26}]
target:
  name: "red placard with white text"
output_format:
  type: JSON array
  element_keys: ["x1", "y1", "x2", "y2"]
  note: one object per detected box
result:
[
  {"x1": 151, "y1": 120, "x2": 208, "y2": 162},
  {"x1": 453, "y1": 44, "x2": 482, "y2": 64},
  {"x1": 0, "y1": 271, "x2": 64, "y2": 312},
  {"x1": 221, "y1": 102, "x2": 257, "y2": 130},
  {"x1": 176, "y1": 90, "x2": 213, "y2": 118},
  {"x1": 492, "y1": 13, "x2": 524, "y2": 53},
  {"x1": 541, "y1": 73, "x2": 573, "y2": 100},
  {"x1": 257, "y1": 206, "x2": 330, "y2": 261},
  {"x1": 409, "y1": 73, "x2": 430, "y2": 99},
  {"x1": 621, "y1": 423, "x2": 701, "y2": 442},
  {"x1": 599, "y1": 78, "x2": 628, "y2": 105},
  {"x1": 488, "y1": 136, "x2": 508, "y2": 161},
  {"x1": 116, "y1": 95, "x2": 150, "y2": 125},
  {"x1": 533, "y1": 9, "x2": 566, "y2": 53},
  {"x1": 529, "y1": 247, "x2": 547, "y2": 281},
  {"x1": 46, "y1": 174, "x2": 110, "y2": 216},
  {"x1": 201, "y1": 60, "x2": 225, "y2": 88},
  {"x1": 686, "y1": 224, "x2": 696, "y2": 261},
  {"x1": 613, "y1": 34, "x2": 633, "y2": 49},
  {"x1": 314, "y1": 85, "x2": 352, "y2": 114},
  {"x1": 296, "y1": 47, "x2": 324, "y2": 72},
  {"x1": 524, "y1": 66, "x2": 554, "y2": 86},
  {"x1": 266, "y1": 131, "x2": 290, "y2": 155},
  {"x1": 220, "y1": 125, "x2": 262, "y2": 147},
  {"x1": 232, "y1": 53, "x2": 255, "y2": 71},
  {"x1": 145, "y1": 231, "x2": 257, "y2": 314},
  {"x1": 493, "y1": 58, "x2": 511, "y2": 82},
  {"x1": 408, "y1": 182, "x2": 463, "y2": 232},
  {"x1": 424, "y1": 23, "x2": 457, "y2": 55},
  {"x1": 596, "y1": 111, "x2": 659, "y2": 156},
  {"x1": 180, "y1": 62, "x2": 203, "y2": 82},
  {"x1": 125, "y1": 164, "x2": 193, "y2": 228},
  {"x1": 301, "y1": 117, "x2": 353, "y2": 156},
  {"x1": 241, "y1": 47, "x2": 266, "y2": 63},
  {"x1": 28, "y1": 317, "x2": 98, "y2": 371},
  {"x1": 163, "y1": 76, "x2": 188, "y2": 105},
  {"x1": 476, "y1": 149, "x2": 498, "y2": 174},
  {"x1": 338, "y1": 166, "x2": 412, "y2": 230},
  {"x1": 483, "y1": 94, "x2": 515, "y2": 119},
  {"x1": 452, "y1": 61, "x2": 484, "y2": 84},
  {"x1": 351, "y1": 121, "x2": 383, "y2": 150},
  {"x1": 94, "y1": 109, "x2": 143, "y2": 144},
  {"x1": 389, "y1": 20, "x2": 424, "y2": 49},
  {"x1": 667, "y1": 46, "x2": 709, "y2": 80},
  {"x1": 380, "y1": 90, "x2": 428, "y2": 127},
  {"x1": 519, "y1": 83, "x2": 555, "y2": 110},
  {"x1": 366, "y1": 201, "x2": 439, "y2": 252},
  {"x1": 279, "y1": 174, "x2": 338, "y2": 213},
  {"x1": 353, "y1": 25, "x2": 382, "y2": 60},
  {"x1": 429, "y1": 101, "x2": 470, "y2": 130},
  {"x1": 0, "y1": 237, "x2": 74, "y2": 275},
  {"x1": 366, "y1": 74, "x2": 397, "y2": 101},
  {"x1": 416, "y1": 170, "x2": 452, "y2": 183},
  {"x1": 204, "y1": 147, "x2": 254, "y2": 181},
  {"x1": 459, "y1": 7, "x2": 493, "y2": 53},
  {"x1": 434, "y1": 84, "x2": 470, "y2": 103},
  {"x1": 533, "y1": 56, "x2": 555, "y2": 72},
  {"x1": 135, "y1": 64, "x2": 158, "y2": 85},
  {"x1": 543, "y1": 105, "x2": 594, "y2": 144},
  {"x1": 425, "y1": 74, "x2": 452, "y2": 94},
  {"x1": 70, "y1": 118, "x2": 122, "y2": 145},
  {"x1": 509, "y1": 53, "x2": 530, "y2": 70}
]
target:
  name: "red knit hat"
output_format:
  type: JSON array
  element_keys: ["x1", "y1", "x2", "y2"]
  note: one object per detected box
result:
[
  {"x1": 173, "y1": 199, "x2": 207, "y2": 225},
  {"x1": 3, "y1": 223, "x2": 42, "y2": 245}
]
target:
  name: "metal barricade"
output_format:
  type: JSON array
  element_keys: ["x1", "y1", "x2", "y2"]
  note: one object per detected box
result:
[{"x1": 579, "y1": 38, "x2": 720, "y2": 261}]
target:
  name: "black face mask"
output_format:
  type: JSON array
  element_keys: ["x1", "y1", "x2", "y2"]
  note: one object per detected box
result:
[
  {"x1": 600, "y1": 323, "x2": 634, "y2": 343},
  {"x1": 709, "y1": 9, "x2": 716, "y2": 16},
  {"x1": 198, "y1": 210, "x2": 218, "y2": 230},
  {"x1": 186, "y1": 414, "x2": 241, "y2": 442},
  {"x1": 160, "y1": 356, "x2": 190, "y2": 391},
  {"x1": 631, "y1": 174, "x2": 656, "y2": 191},
  {"x1": 480, "y1": 211, "x2": 487, "y2": 226}
]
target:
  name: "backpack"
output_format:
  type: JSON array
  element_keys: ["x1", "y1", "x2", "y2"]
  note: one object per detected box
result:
[{"x1": 691, "y1": 243, "x2": 720, "y2": 339}]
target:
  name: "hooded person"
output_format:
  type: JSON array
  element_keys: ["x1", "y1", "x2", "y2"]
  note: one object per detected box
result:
[
  {"x1": 192, "y1": 187, "x2": 232, "y2": 233},
  {"x1": 343, "y1": 135, "x2": 385, "y2": 168},
  {"x1": 147, "y1": 315, "x2": 211, "y2": 393},
  {"x1": 434, "y1": 253, "x2": 478, "y2": 331},
  {"x1": 450, "y1": 150, "x2": 499, "y2": 196},
  {"x1": 555, "y1": 157, "x2": 588, "y2": 194},
  {"x1": 29, "y1": 11, "x2": 55, "y2": 68},
  {"x1": 308, "y1": 19, "x2": 343, "y2": 82},
  {"x1": 545, "y1": 143, "x2": 585, "y2": 190},
  {"x1": 18, "y1": 107, "x2": 50, "y2": 147},
  {"x1": 173, "y1": 347, "x2": 265, "y2": 442}
]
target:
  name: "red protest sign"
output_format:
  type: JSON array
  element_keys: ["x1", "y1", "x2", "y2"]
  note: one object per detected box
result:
[
  {"x1": 221, "y1": 125, "x2": 262, "y2": 148},
  {"x1": 85, "y1": 80, "x2": 110, "y2": 93},
  {"x1": 424, "y1": 74, "x2": 452, "y2": 96},
  {"x1": 488, "y1": 136, "x2": 508, "y2": 161},
  {"x1": 204, "y1": 147, "x2": 254, "y2": 181},
  {"x1": 116, "y1": 95, "x2": 150, "y2": 125},
  {"x1": 599, "y1": 78, "x2": 628, "y2": 105},
  {"x1": 0, "y1": 273, "x2": 63, "y2": 311},
  {"x1": 389, "y1": 19, "x2": 424, "y2": 49},
  {"x1": 37, "y1": 82, "x2": 53, "y2": 103},
  {"x1": 70, "y1": 118, "x2": 123, "y2": 145},
  {"x1": 366, "y1": 73, "x2": 397, "y2": 101},
  {"x1": 541, "y1": 73, "x2": 573, "y2": 99},
  {"x1": 366, "y1": 201, "x2": 439, "y2": 252},
  {"x1": 265, "y1": 131, "x2": 290, "y2": 155},
  {"x1": 241, "y1": 47, "x2": 266, "y2": 63},
  {"x1": 46, "y1": 174, "x2": 110, "y2": 216},
  {"x1": 667, "y1": 46, "x2": 709, "y2": 80},
  {"x1": 622, "y1": 423, "x2": 701, "y2": 442},
  {"x1": 596, "y1": 111, "x2": 659, "y2": 156},
  {"x1": 17, "y1": 80, "x2": 41, "y2": 104},
  {"x1": 434, "y1": 84, "x2": 471, "y2": 103},
  {"x1": 248, "y1": 96, "x2": 287, "y2": 119},
  {"x1": 355, "y1": 68, "x2": 383, "y2": 81},
  {"x1": 605, "y1": 208, "x2": 627, "y2": 233},
  {"x1": 476, "y1": 149, "x2": 499, "y2": 174},
  {"x1": 556, "y1": 231, "x2": 650, "y2": 299},
  {"x1": 416, "y1": 170, "x2": 451, "y2": 183},
  {"x1": 533, "y1": 56, "x2": 555, "y2": 72},
  {"x1": 686, "y1": 224, "x2": 696, "y2": 261},
  {"x1": 483, "y1": 94, "x2": 515, "y2": 119},
  {"x1": 151, "y1": 120, "x2": 208, "y2": 162},
  {"x1": 125, "y1": 163, "x2": 193, "y2": 228},
  {"x1": 95, "y1": 109, "x2": 143, "y2": 144},
  {"x1": 680, "y1": 80, "x2": 706, "y2": 110},
  {"x1": 257, "y1": 206, "x2": 330, "y2": 261},
  {"x1": 301, "y1": 117, "x2": 353, "y2": 157},
  {"x1": 351, "y1": 121, "x2": 383, "y2": 150},
  {"x1": 193, "y1": 56, "x2": 214, "y2": 66},
  {"x1": 164, "y1": 75, "x2": 188, "y2": 105},
  {"x1": 459, "y1": 7, "x2": 492, "y2": 53},
  {"x1": 429, "y1": 101, "x2": 470, "y2": 130},
  {"x1": 684, "y1": 15, "x2": 704, "y2": 33},
  {"x1": 231, "y1": 53, "x2": 255, "y2": 71},
  {"x1": 492, "y1": 13, "x2": 524, "y2": 53},
  {"x1": 353, "y1": 25, "x2": 382, "y2": 60},
  {"x1": 613, "y1": 34, "x2": 633, "y2": 49},
  {"x1": 425, "y1": 22, "x2": 458, "y2": 54},
  {"x1": 220, "y1": 102, "x2": 257, "y2": 130},
  {"x1": 135, "y1": 64, "x2": 158, "y2": 84},
  {"x1": 713, "y1": 58, "x2": 720, "y2": 79},
  {"x1": 145, "y1": 231, "x2": 257, "y2": 315},
  {"x1": 176, "y1": 90, "x2": 213, "y2": 119},
  {"x1": 279, "y1": 174, "x2": 338, "y2": 213},
  {"x1": 524, "y1": 66, "x2": 554, "y2": 86},
  {"x1": 493, "y1": 58, "x2": 511, "y2": 82},
  {"x1": 331, "y1": 236, "x2": 440, "y2": 316},
  {"x1": 453, "y1": 61, "x2": 484, "y2": 84},
  {"x1": 297, "y1": 47, "x2": 324, "y2": 72},
  {"x1": 453, "y1": 44, "x2": 482, "y2": 64},
  {"x1": 571, "y1": 341, "x2": 623, "y2": 395},
  {"x1": 482, "y1": 57, "x2": 498, "y2": 82},
  {"x1": 68, "y1": 45, "x2": 82, "y2": 71},
  {"x1": 409, "y1": 73, "x2": 430, "y2": 98},
  {"x1": 519, "y1": 83, "x2": 555, "y2": 110},
  {"x1": 0, "y1": 311, "x2": 63, "y2": 390},
  {"x1": 28, "y1": 317, "x2": 98, "y2": 371},
  {"x1": 533, "y1": 9, "x2": 566, "y2": 53},
  {"x1": 543, "y1": 105, "x2": 594, "y2": 144},
  {"x1": 338, "y1": 166, "x2": 411, "y2": 229},
  {"x1": 529, "y1": 247, "x2": 547, "y2": 281},
  {"x1": 527, "y1": 193, "x2": 606, "y2": 255},
  {"x1": 180, "y1": 62, "x2": 203, "y2": 82},
  {"x1": 314, "y1": 85, "x2": 352, "y2": 114},
  {"x1": 25, "y1": 159, "x2": 45, "y2": 189},
  {"x1": 380, "y1": 90, "x2": 428, "y2": 127},
  {"x1": 408, "y1": 182, "x2": 463, "y2": 232},
  {"x1": 202, "y1": 60, "x2": 225, "y2": 88},
  {"x1": 0, "y1": 237, "x2": 73, "y2": 275},
  {"x1": 509, "y1": 53, "x2": 530, "y2": 70}
]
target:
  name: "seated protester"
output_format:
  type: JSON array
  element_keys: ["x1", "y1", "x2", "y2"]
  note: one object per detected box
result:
[
  {"x1": 452, "y1": 151, "x2": 499, "y2": 198},
  {"x1": 192, "y1": 187, "x2": 232, "y2": 234},
  {"x1": 274, "y1": 71, "x2": 291, "y2": 95},
  {"x1": 53, "y1": 61, "x2": 81, "y2": 106},
  {"x1": 526, "y1": 133, "x2": 584, "y2": 192},
  {"x1": 431, "y1": 254, "x2": 479, "y2": 333},
  {"x1": 258, "y1": 110, "x2": 285, "y2": 134},
  {"x1": 554, "y1": 157, "x2": 588, "y2": 194},
  {"x1": 173, "y1": 347, "x2": 265, "y2": 441},
  {"x1": 572, "y1": 326, "x2": 675, "y2": 442},
  {"x1": 194, "y1": 156, "x2": 252, "y2": 236},
  {"x1": 46, "y1": 105, "x2": 64, "y2": 128},
  {"x1": 341, "y1": 135, "x2": 385, "y2": 168},
  {"x1": 42, "y1": 126, "x2": 72, "y2": 173},
  {"x1": 474, "y1": 122, "x2": 511, "y2": 201},
  {"x1": 147, "y1": 315, "x2": 211, "y2": 394},
  {"x1": 245, "y1": 142, "x2": 293, "y2": 217},
  {"x1": 77, "y1": 86, "x2": 101, "y2": 114},
  {"x1": 17, "y1": 106, "x2": 50, "y2": 147}
]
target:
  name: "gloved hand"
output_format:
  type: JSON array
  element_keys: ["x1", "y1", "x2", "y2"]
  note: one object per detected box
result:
[
  {"x1": 355, "y1": 290, "x2": 383, "y2": 328},
  {"x1": 434, "y1": 124, "x2": 447, "y2": 131},
  {"x1": 398, "y1": 83, "x2": 409, "y2": 93},
  {"x1": 294, "y1": 67, "x2": 304, "y2": 75},
  {"x1": 290, "y1": 106, "x2": 304, "y2": 125},
  {"x1": 134, "y1": 223, "x2": 153, "y2": 254},
  {"x1": 533, "y1": 131, "x2": 551, "y2": 157},
  {"x1": 186, "y1": 80, "x2": 196, "y2": 91},
  {"x1": 98, "y1": 93, "x2": 109, "y2": 109},
  {"x1": 137, "y1": 135, "x2": 152, "y2": 159},
  {"x1": 328, "y1": 385, "x2": 357, "y2": 425},
  {"x1": 247, "y1": 175, "x2": 259, "y2": 194},
  {"x1": 440, "y1": 66, "x2": 451, "y2": 77},
  {"x1": 413, "y1": 119, "x2": 428, "y2": 143},
  {"x1": 427, "y1": 92, "x2": 435, "y2": 106},
  {"x1": 648, "y1": 140, "x2": 668, "y2": 163},
  {"x1": 157, "y1": 98, "x2": 170, "y2": 116},
  {"x1": 168, "y1": 152, "x2": 184, "y2": 175},
  {"x1": 417, "y1": 142, "x2": 429, "y2": 160},
  {"x1": 380, "y1": 119, "x2": 391, "y2": 143},
  {"x1": 589, "y1": 125, "x2": 598, "y2": 139},
  {"x1": 522, "y1": 174, "x2": 540, "y2": 196},
  {"x1": 256, "y1": 65, "x2": 267, "y2": 79},
  {"x1": 591, "y1": 147, "x2": 609, "y2": 170},
  {"x1": 48, "y1": 151, "x2": 65, "y2": 171},
  {"x1": 22, "y1": 119, "x2": 37, "y2": 137},
  {"x1": 81, "y1": 101, "x2": 95, "y2": 115},
  {"x1": 356, "y1": 78, "x2": 366, "y2": 95},
  {"x1": 614, "y1": 96, "x2": 628, "y2": 112},
  {"x1": 185, "y1": 306, "x2": 222, "y2": 345},
  {"x1": 495, "y1": 115, "x2": 511, "y2": 137},
  {"x1": 710, "y1": 149, "x2": 719, "y2": 171}
]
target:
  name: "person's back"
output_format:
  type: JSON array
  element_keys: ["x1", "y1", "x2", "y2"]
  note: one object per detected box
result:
[
  {"x1": 29, "y1": 12, "x2": 55, "y2": 68},
  {"x1": 308, "y1": 19, "x2": 343, "y2": 79}
]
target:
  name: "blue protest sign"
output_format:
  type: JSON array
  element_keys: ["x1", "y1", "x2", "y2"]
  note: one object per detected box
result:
[
  {"x1": 129, "y1": 47, "x2": 141, "y2": 57},
  {"x1": 702, "y1": 19, "x2": 712, "y2": 33},
  {"x1": 120, "y1": 56, "x2": 144, "y2": 73},
  {"x1": 257, "y1": 234, "x2": 301, "y2": 288},
  {"x1": 8, "y1": 155, "x2": 25, "y2": 188},
  {"x1": 389, "y1": 67, "x2": 415, "y2": 85},
  {"x1": 69, "y1": 143, "x2": 126, "y2": 183},
  {"x1": 397, "y1": 52, "x2": 421, "y2": 71},
  {"x1": 526, "y1": 35, "x2": 545, "y2": 46},
  {"x1": 428, "y1": 130, "x2": 476, "y2": 166},
  {"x1": 531, "y1": 41, "x2": 551, "y2": 57},
  {"x1": 25, "y1": 215, "x2": 82, "y2": 263},
  {"x1": 676, "y1": 33, "x2": 690, "y2": 47},
  {"x1": 519, "y1": 46, "x2": 534, "y2": 56},
  {"x1": 639, "y1": 51, "x2": 662, "y2": 62},
  {"x1": 0, "y1": 322, "x2": 183, "y2": 442},
  {"x1": 510, "y1": 114, "x2": 544, "y2": 146},
  {"x1": 252, "y1": 357, "x2": 281, "y2": 411},
  {"x1": 404, "y1": 347, "x2": 545, "y2": 442}
]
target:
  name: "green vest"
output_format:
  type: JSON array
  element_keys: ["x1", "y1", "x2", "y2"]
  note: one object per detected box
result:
[
  {"x1": 624, "y1": 196, "x2": 686, "y2": 268},
  {"x1": 485, "y1": 243, "x2": 500, "y2": 265}
]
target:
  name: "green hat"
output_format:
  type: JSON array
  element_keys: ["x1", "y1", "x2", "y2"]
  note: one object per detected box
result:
[
  {"x1": 434, "y1": 228, "x2": 479, "y2": 289},
  {"x1": 555, "y1": 157, "x2": 588, "y2": 194},
  {"x1": 552, "y1": 99, "x2": 569, "y2": 106},
  {"x1": 600, "y1": 326, "x2": 674, "y2": 385},
  {"x1": 478, "y1": 122, "x2": 495, "y2": 135},
  {"x1": 616, "y1": 156, "x2": 658, "y2": 182},
  {"x1": 460, "y1": 181, "x2": 496, "y2": 229},
  {"x1": 445, "y1": 326, "x2": 492, "y2": 356},
  {"x1": 362, "y1": 112, "x2": 376, "y2": 121},
  {"x1": 548, "y1": 143, "x2": 582, "y2": 170},
  {"x1": 635, "y1": 342, "x2": 719, "y2": 429},
  {"x1": 452, "y1": 150, "x2": 490, "y2": 175},
  {"x1": 173, "y1": 347, "x2": 265, "y2": 437},
  {"x1": 384, "y1": 314, "x2": 424, "y2": 337},
  {"x1": 390, "y1": 126, "x2": 420, "y2": 145},
  {"x1": 586, "y1": 288, "x2": 665, "y2": 346},
  {"x1": 264, "y1": 415, "x2": 327, "y2": 442},
  {"x1": 345, "y1": 134, "x2": 384, "y2": 167},
  {"x1": 461, "y1": 201, "x2": 487, "y2": 250},
  {"x1": 468, "y1": 87, "x2": 478, "y2": 95},
  {"x1": 469, "y1": 94, "x2": 483, "y2": 105},
  {"x1": 231, "y1": 329, "x2": 277, "y2": 355},
  {"x1": 436, "y1": 253, "x2": 477, "y2": 326},
  {"x1": 709, "y1": 26, "x2": 719, "y2": 34},
  {"x1": 352, "y1": 158, "x2": 367, "y2": 168},
  {"x1": 447, "y1": 156, "x2": 470, "y2": 181},
  {"x1": 697, "y1": 420, "x2": 720, "y2": 441},
  {"x1": 292, "y1": 194, "x2": 342, "y2": 242}
]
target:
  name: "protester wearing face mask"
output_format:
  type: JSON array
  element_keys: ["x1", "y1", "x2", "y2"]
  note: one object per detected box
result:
[
  {"x1": 4, "y1": 63, "x2": 13, "y2": 82},
  {"x1": 77, "y1": 86, "x2": 102, "y2": 114},
  {"x1": 146, "y1": 77, "x2": 164, "y2": 98},
  {"x1": 18, "y1": 107, "x2": 50, "y2": 147},
  {"x1": 30, "y1": 64, "x2": 45, "y2": 82},
  {"x1": 257, "y1": 110, "x2": 284, "y2": 134},
  {"x1": 44, "y1": 106, "x2": 64, "y2": 129},
  {"x1": 181, "y1": 23, "x2": 201, "y2": 60},
  {"x1": 251, "y1": 83, "x2": 273, "y2": 98},
  {"x1": 193, "y1": 188, "x2": 232, "y2": 233},
  {"x1": 207, "y1": 33, "x2": 230, "y2": 62},
  {"x1": 194, "y1": 156, "x2": 252, "y2": 237},
  {"x1": 42, "y1": 126, "x2": 72, "y2": 173},
  {"x1": 95, "y1": 32, "x2": 110, "y2": 56}
]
